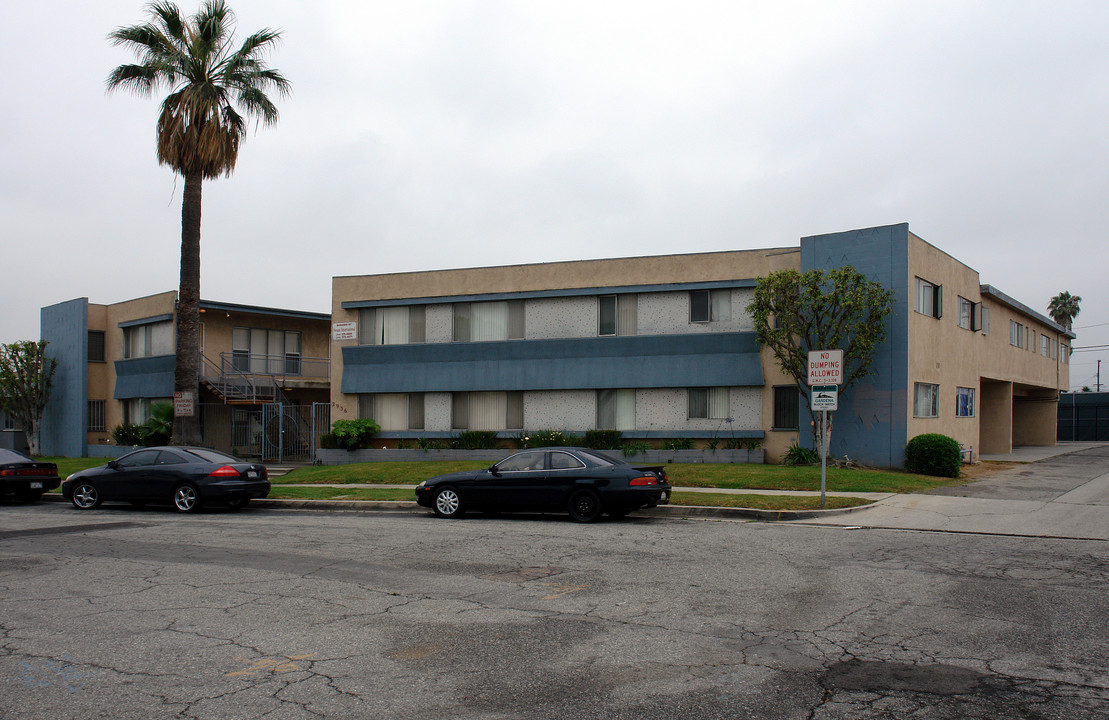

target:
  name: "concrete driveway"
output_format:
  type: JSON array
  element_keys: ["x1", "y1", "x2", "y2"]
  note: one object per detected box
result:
[{"x1": 801, "y1": 443, "x2": 1109, "y2": 539}]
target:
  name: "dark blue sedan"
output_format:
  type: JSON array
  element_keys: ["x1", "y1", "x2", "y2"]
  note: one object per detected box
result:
[
  {"x1": 415, "y1": 447, "x2": 670, "y2": 522},
  {"x1": 63, "y1": 446, "x2": 269, "y2": 512}
]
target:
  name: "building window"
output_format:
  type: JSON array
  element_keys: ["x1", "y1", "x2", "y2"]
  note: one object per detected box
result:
[
  {"x1": 980, "y1": 305, "x2": 990, "y2": 334},
  {"x1": 957, "y1": 297, "x2": 974, "y2": 330},
  {"x1": 914, "y1": 278, "x2": 942, "y2": 318},
  {"x1": 359, "y1": 393, "x2": 424, "y2": 431},
  {"x1": 688, "y1": 388, "x2": 729, "y2": 419},
  {"x1": 452, "y1": 391, "x2": 523, "y2": 430},
  {"x1": 955, "y1": 387, "x2": 975, "y2": 417},
  {"x1": 1009, "y1": 320, "x2": 1024, "y2": 348},
  {"x1": 123, "y1": 397, "x2": 171, "y2": 425},
  {"x1": 88, "y1": 331, "x2": 106, "y2": 363},
  {"x1": 1061, "y1": 344, "x2": 1069, "y2": 363},
  {"x1": 453, "y1": 301, "x2": 525, "y2": 342},
  {"x1": 599, "y1": 295, "x2": 637, "y2": 336},
  {"x1": 88, "y1": 400, "x2": 107, "y2": 432},
  {"x1": 690, "y1": 289, "x2": 731, "y2": 323},
  {"x1": 913, "y1": 383, "x2": 939, "y2": 418},
  {"x1": 357, "y1": 306, "x2": 425, "y2": 345},
  {"x1": 597, "y1": 389, "x2": 636, "y2": 431},
  {"x1": 123, "y1": 321, "x2": 173, "y2": 359},
  {"x1": 1040, "y1": 335, "x2": 1052, "y2": 357},
  {"x1": 772, "y1": 386, "x2": 799, "y2": 429},
  {"x1": 232, "y1": 327, "x2": 302, "y2": 374}
]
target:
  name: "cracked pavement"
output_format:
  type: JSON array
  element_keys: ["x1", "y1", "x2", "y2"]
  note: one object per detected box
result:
[{"x1": 2, "y1": 496, "x2": 1107, "y2": 719}]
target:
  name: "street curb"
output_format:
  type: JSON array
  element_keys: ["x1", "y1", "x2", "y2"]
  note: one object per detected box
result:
[{"x1": 42, "y1": 492, "x2": 876, "y2": 520}]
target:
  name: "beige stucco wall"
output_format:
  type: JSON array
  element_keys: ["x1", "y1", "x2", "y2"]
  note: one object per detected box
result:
[
  {"x1": 904, "y1": 233, "x2": 986, "y2": 455},
  {"x1": 86, "y1": 303, "x2": 111, "y2": 446},
  {"x1": 198, "y1": 309, "x2": 331, "y2": 379}
]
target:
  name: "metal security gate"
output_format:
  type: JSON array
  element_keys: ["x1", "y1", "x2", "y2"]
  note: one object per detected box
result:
[{"x1": 201, "y1": 402, "x2": 330, "y2": 463}]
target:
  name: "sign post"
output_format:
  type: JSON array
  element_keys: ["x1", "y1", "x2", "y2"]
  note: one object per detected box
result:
[{"x1": 808, "y1": 351, "x2": 843, "y2": 507}]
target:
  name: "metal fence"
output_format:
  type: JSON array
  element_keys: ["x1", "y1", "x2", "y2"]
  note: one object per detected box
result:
[
  {"x1": 200, "y1": 402, "x2": 331, "y2": 462},
  {"x1": 1057, "y1": 393, "x2": 1109, "y2": 441}
]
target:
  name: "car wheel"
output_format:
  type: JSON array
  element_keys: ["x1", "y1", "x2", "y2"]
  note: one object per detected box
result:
[
  {"x1": 173, "y1": 483, "x2": 203, "y2": 513},
  {"x1": 19, "y1": 491, "x2": 43, "y2": 503},
  {"x1": 433, "y1": 487, "x2": 464, "y2": 518},
  {"x1": 71, "y1": 482, "x2": 101, "y2": 510},
  {"x1": 568, "y1": 489, "x2": 603, "y2": 523},
  {"x1": 226, "y1": 498, "x2": 250, "y2": 510}
]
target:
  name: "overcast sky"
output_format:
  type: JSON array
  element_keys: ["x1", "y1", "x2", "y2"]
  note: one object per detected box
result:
[{"x1": 2, "y1": 1, "x2": 1107, "y2": 390}]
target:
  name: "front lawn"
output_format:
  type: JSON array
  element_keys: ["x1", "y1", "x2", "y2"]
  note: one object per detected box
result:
[{"x1": 274, "y1": 461, "x2": 967, "y2": 494}]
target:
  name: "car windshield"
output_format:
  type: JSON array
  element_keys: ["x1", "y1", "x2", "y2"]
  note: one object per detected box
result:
[
  {"x1": 179, "y1": 447, "x2": 242, "y2": 464},
  {"x1": 0, "y1": 448, "x2": 32, "y2": 463},
  {"x1": 576, "y1": 450, "x2": 617, "y2": 467}
]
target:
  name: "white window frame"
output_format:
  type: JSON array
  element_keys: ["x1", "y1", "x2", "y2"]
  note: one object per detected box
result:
[
  {"x1": 955, "y1": 387, "x2": 975, "y2": 418},
  {"x1": 913, "y1": 382, "x2": 940, "y2": 418},
  {"x1": 914, "y1": 278, "x2": 942, "y2": 319},
  {"x1": 688, "y1": 388, "x2": 729, "y2": 419},
  {"x1": 690, "y1": 289, "x2": 731, "y2": 324},
  {"x1": 598, "y1": 294, "x2": 638, "y2": 336}
]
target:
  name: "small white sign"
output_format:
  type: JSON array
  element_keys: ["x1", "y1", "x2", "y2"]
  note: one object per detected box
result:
[
  {"x1": 811, "y1": 385, "x2": 838, "y2": 411},
  {"x1": 808, "y1": 349, "x2": 843, "y2": 385},
  {"x1": 332, "y1": 321, "x2": 357, "y2": 341},
  {"x1": 174, "y1": 391, "x2": 195, "y2": 417}
]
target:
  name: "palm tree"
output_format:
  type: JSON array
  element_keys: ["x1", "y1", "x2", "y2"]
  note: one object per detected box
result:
[
  {"x1": 107, "y1": 1, "x2": 289, "y2": 444},
  {"x1": 1048, "y1": 291, "x2": 1082, "y2": 332}
]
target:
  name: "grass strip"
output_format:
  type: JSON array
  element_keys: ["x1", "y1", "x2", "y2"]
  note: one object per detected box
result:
[
  {"x1": 668, "y1": 491, "x2": 870, "y2": 511},
  {"x1": 267, "y1": 486, "x2": 415, "y2": 501}
]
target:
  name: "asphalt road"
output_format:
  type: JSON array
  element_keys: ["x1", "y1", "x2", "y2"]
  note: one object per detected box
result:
[{"x1": 3, "y1": 498, "x2": 1107, "y2": 720}]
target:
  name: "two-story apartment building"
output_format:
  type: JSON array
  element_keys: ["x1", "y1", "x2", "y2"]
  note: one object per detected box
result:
[
  {"x1": 331, "y1": 223, "x2": 1071, "y2": 468},
  {"x1": 40, "y1": 293, "x2": 331, "y2": 457}
]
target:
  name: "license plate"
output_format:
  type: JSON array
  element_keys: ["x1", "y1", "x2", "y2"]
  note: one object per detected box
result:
[
  {"x1": 30, "y1": 482, "x2": 43, "y2": 489},
  {"x1": 247, "y1": 471, "x2": 257, "y2": 478}
]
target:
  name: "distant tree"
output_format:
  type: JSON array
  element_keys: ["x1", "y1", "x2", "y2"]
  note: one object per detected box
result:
[
  {"x1": 0, "y1": 341, "x2": 58, "y2": 456},
  {"x1": 1048, "y1": 291, "x2": 1081, "y2": 331},
  {"x1": 107, "y1": 1, "x2": 289, "y2": 444},
  {"x1": 747, "y1": 266, "x2": 895, "y2": 451}
]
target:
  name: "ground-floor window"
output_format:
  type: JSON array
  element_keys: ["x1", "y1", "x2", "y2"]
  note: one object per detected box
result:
[
  {"x1": 360, "y1": 393, "x2": 425, "y2": 430},
  {"x1": 452, "y1": 392, "x2": 523, "y2": 430},
  {"x1": 914, "y1": 383, "x2": 939, "y2": 418},
  {"x1": 88, "y1": 400, "x2": 106, "y2": 432},
  {"x1": 688, "y1": 388, "x2": 729, "y2": 419},
  {"x1": 955, "y1": 387, "x2": 975, "y2": 417},
  {"x1": 772, "y1": 386, "x2": 799, "y2": 429},
  {"x1": 123, "y1": 397, "x2": 172, "y2": 425},
  {"x1": 596, "y1": 389, "x2": 636, "y2": 430}
]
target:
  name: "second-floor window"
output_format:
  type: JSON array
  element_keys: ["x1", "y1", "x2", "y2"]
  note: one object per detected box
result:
[
  {"x1": 599, "y1": 294, "x2": 637, "y2": 336},
  {"x1": 123, "y1": 321, "x2": 173, "y2": 359},
  {"x1": 88, "y1": 331, "x2": 106, "y2": 362},
  {"x1": 1010, "y1": 321, "x2": 1026, "y2": 348},
  {"x1": 358, "y1": 306, "x2": 425, "y2": 345},
  {"x1": 453, "y1": 301, "x2": 525, "y2": 342},
  {"x1": 690, "y1": 289, "x2": 731, "y2": 323},
  {"x1": 915, "y1": 278, "x2": 942, "y2": 318},
  {"x1": 232, "y1": 328, "x2": 302, "y2": 374}
]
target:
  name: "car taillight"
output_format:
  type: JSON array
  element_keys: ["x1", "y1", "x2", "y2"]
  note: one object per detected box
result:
[
  {"x1": 0, "y1": 468, "x2": 53, "y2": 476},
  {"x1": 208, "y1": 466, "x2": 241, "y2": 478},
  {"x1": 630, "y1": 476, "x2": 658, "y2": 486}
]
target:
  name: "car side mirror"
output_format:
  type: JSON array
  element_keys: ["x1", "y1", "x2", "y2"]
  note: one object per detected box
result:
[
  {"x1": 107, "y1": 460, "x2": 119, "y2": 470},
  {"x1": 488, "y1": 464, "x2": 500, "y2": 476}
]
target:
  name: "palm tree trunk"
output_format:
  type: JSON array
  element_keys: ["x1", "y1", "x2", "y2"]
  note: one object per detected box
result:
[{"x1": 172, "y1": 170, "x2": 204, "y2": 445}]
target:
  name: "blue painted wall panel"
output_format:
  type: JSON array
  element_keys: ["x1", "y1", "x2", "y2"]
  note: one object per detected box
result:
[
  {"x1": 40, "y1": 299, "x2": 88, "y2": 457},
  {"x1": 342, "y1": 333, "x2": 764, "y2": 393},
  {"x1": 800, "y1": 224, "x2": 910, "y2": 468}
]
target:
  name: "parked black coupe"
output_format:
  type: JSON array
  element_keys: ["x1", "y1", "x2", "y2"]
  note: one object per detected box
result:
[
  {"x1": 63, "y1": 446, "x2": 269, "y2": 512},
  {"x1": 0, "y1": 449, "x2": 60, "y2": 503},
  {"x1": 415, "y1": 447, "x2": 670, "y2": 522}
]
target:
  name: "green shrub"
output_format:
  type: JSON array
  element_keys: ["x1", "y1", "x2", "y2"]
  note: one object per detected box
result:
[
  {"x1": 330, "y1": 418, "x2": 381, "y2": 450},
  {"x1": 904, "y1": 433, "x2": 962, "y2": 477},
  {"x1": 664, "y1": 438, "x2": 694, "y2": 451},
  {"x1": 529, "y1": 430, "x2": 582, "y2": 447},
  {"x1": 725, "y1": 437, "x2": 762, "y2": 451},
  {"x1": 318, "y1": 433, "x2": 339, "y2": 449},
  {"x1": 112, "y1": 423, "x2": 145, "y2": 446},
  {"x1": 621, "y1": 442, "x2": 650, "y2": 457},
  {"x1": 417, "y1": 437, "x2": 447, "y2": 450},
  {"x1": 455, "y1": 430, "x2": 499, "y2": 449},
  {"x1": 139, "y1": 402, "x2": 173, "y2": 446},
  {"x1": 782, "y1": 443, "x2": 820, "y2": 466},
  {"x1": 583, "y1": 430, "x2": 623, "y2": 449}
]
